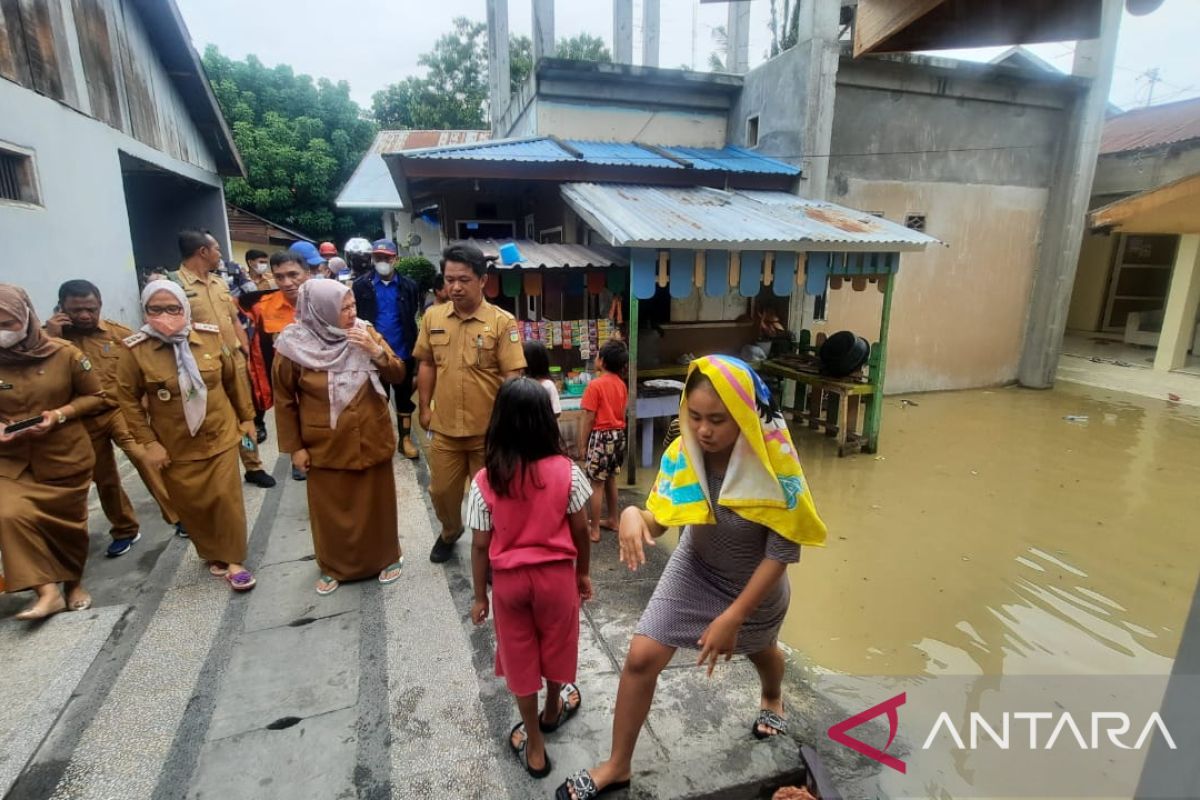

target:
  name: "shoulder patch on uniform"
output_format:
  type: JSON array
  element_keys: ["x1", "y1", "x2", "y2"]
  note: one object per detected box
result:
[
  {"x1": 80, "y1": 355, "x2": 93, "y2": 371},
  {"x1": 194, "y1": 322, "x2": 221, "y2": 334},
  {"x1": 508, "y1": 330, "x2": 520, "y2": 343},
  {"x1": 123, "y1": 332, "x2": 149, "y2": 348}
]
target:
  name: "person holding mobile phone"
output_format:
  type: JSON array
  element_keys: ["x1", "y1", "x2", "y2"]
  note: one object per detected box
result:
[
  {"x1": 115, "y1": 281, "x2": 259, "y2": 592},
  {"x1": 0, "y1": 284, "x2": 112, "y2": 620}
]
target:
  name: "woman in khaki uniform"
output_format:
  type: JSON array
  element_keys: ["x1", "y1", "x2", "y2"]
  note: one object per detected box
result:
[
  {"x1": 0, "y1": 284, "x2": 110, "y2": 619},
  {"x1": 273, "y1": 280, "x2": 404, "y2": 595},
  {"x1": 115, "y1": 281, "x2": 258, "y2": 591}
]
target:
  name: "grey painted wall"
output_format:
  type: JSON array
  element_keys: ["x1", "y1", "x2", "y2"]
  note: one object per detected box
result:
[
  {"x1": 0, "y1": 78, "x2": 226, "y2": 328},
  {"x1": 1092, "y1": 143, "x2": 1200, "y2": 202},
  {"x1": 827, "y1": 59, "x2": 1075, "y2": 190},
  {"x1": 728, "y1": 46, "x2": 810, "y2": 169}
]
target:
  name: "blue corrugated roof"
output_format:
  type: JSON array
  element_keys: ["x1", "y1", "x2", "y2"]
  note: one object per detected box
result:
[{"x1": 399, "y1": 137, "x2": 801, "y2": 176}]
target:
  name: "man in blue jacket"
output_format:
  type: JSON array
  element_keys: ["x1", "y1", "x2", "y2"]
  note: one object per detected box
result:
[{"x1": 352, "y1": 239, "x2": 421, "y2": 458}]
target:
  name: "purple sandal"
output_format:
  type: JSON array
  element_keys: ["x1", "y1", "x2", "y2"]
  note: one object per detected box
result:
[{"x1": 225, "y1": 570, "x2": 257, "y2": 592}]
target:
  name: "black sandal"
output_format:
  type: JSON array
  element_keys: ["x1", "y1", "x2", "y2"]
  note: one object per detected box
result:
[
  {"x1": 509, "y1": 722, "x2": 552, "y2": 779},
  {"x1": 751, "y1": 708, "x2": 789, "y2": 739},
  {"x1": 555, "y1": 769, "x2": 631, "y2": 800},
  {"x1": 540, "y1": 682, "x2": 582, "y2": 733}
]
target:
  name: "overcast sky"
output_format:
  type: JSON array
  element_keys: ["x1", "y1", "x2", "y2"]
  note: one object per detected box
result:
[{"x1": 176, "y1": 0, "x2": 1198, "y2": 113}]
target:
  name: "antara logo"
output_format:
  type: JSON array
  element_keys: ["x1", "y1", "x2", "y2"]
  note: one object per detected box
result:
[
  {"x1": 827, "y1": 692, "x2": 1177, "y2": 773},
  {"x1": 827, "y1": 692, "x2": 908, "y2": 774}
]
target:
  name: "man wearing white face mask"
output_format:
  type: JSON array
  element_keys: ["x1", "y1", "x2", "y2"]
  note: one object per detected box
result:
[
  {"x1": 351, "y1": 239, "x2": 421, "y2": 458},
  {"x1": 245, "y1": 250, "x2": 275, "y2": 291}
]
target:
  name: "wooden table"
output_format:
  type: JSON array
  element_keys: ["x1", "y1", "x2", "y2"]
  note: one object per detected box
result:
[{"x1": 759, "y1": 361, "x2": 877, "y2": 456}]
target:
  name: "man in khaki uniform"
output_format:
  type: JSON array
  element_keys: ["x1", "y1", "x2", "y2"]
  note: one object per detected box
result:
[
  {"x1": 45, "y1": 280, "x2": 182, "y2": 557},
  {"x1": 415, "y1": 243, "x2": 525, "y2": 563},
  {"x1": 174, "y1": 229, "x2": 276, "y2": 488}
]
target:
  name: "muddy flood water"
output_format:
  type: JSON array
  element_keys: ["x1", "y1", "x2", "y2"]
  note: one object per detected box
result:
[{"x1": 631, "y1": 380, "x2": 1199, "y2": 798}]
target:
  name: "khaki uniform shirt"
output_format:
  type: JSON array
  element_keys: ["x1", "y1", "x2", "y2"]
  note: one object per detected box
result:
[
  {"x1": 0, "y1": 342, "x2": 111, "y2": 481},
  {"x1": 412, "y1": 300, "x2": 526, "y2": 438},
  {"x1": 251, "y1": 273, "x2": 277, "y2": 291},
  {"x1": 115, "y1": 324, "x2": 254, "y2": 462},
  {"x1": 60, "y1": 319, "x2": 133, "y2": 435},
  {"x1": 273, "y1": 328, "x2": 406, "y2": 469},
  {"x1": 175, "y1": 265, "x2": 243, "y2": 350}
]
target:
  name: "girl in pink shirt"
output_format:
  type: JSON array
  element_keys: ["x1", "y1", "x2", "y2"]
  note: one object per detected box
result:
[{"x1": 466, "y1": 376, "x2": 593, "y2": 779}]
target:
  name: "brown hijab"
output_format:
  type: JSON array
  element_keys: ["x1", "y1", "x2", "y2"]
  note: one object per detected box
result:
[{"x1": 0, "y1": 284, "x2": 62, "y2": 365}]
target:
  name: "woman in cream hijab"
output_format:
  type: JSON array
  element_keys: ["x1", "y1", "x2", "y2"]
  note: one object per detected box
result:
[{"x1": 115, "y1": 280, "x2": 258, "y2": 591}]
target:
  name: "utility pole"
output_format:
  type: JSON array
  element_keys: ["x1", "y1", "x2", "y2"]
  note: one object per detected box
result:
[{"x1": 1141, "y1": 67, "x2": 1161, "y2": 106}]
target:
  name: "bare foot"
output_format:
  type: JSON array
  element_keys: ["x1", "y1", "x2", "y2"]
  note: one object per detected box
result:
[
  {"x1": 599, "y1": 518, "x2": 619, "y2": 532},
  {"x1": 65, "y1": 582, "x2": 92, "y2": 611},
  {"x1": 588, "y1": 527, "x2": 601, "y2": 543},
  {"x1": 15, "y1": 592, "x2": 66, "y2": 621}
]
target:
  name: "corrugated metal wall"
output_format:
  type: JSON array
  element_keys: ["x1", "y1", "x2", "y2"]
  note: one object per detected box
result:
[{"x1": 0, "y1": 0, "x2": 215, "y2": 171}]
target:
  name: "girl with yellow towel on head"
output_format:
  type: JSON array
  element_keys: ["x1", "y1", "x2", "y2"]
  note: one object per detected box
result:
[{"x1": 556, "y1": 355, "x2": 826, "y2": 800}]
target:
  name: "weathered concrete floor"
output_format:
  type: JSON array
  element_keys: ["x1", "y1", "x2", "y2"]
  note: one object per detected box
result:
[{"x1": 0, "y1": 423, "x2": 882, "y2": 799}]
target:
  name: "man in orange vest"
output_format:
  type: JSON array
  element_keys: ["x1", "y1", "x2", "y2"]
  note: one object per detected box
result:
[{"x1": 245, "y1": 250, "x2": 310, "y2": 481}]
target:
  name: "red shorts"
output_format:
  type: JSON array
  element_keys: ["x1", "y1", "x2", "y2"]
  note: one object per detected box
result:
[{"x1": 492, "y1": 560, "x2": 580, "y2": 697}]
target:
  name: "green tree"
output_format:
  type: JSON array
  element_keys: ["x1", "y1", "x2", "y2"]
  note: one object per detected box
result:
[
  {"x1": 202, "y1": 46, "x2": 378, "y2": 241},
  {"x1": 556, "y1": 33, "x2": 612, "y2": 63},
  {"x1": 371, "y1": 19, "x2": 609, "y2": 130}
]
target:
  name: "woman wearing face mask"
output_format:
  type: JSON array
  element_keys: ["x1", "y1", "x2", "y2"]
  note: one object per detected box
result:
[
  {"x1": 272, "y1": 281, "x2": 405, "y2": 595},
  {"x1": 115, "y1": 280, "x2": 258, "y2": 591},
  {"x1": 0, "y1": 284, "x2": 111, "y2": 619}
]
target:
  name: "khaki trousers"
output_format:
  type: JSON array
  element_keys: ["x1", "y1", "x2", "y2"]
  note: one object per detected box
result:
[
  {"x1": 427, "y1": 432, "x2": 485, "y2": 542},
  {"x1": 90, "y1": 414, "x2": 180, "y2": 539},
  {"x1": 232, "y1": 351, "x2": 263, "y2": 472}
]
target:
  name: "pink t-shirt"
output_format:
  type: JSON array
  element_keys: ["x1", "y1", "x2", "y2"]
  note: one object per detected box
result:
[{"x1": 466, "y1": 456, "x2": 591, "y2": 570}]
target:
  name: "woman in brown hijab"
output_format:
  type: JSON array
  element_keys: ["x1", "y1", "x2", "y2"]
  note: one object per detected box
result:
[
  {"x1": 273, "y1": 280, "x2": 405, "y2": 595},
  {"x1": 0, "y1": 284, "x2": 111, "y2": 619}
]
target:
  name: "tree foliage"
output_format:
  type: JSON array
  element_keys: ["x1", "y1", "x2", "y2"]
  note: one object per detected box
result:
[
  {"x1": 768, "y1": 0, "x2": 803, "y2": 58},
  {"x1": 202, "y1": 46, "x2": 377, "y2": 242},
  {"x1": 371, "y1": 19, "x2": 610, "y2": 130},
  {"x1": 397, "y1": 255, "x2": 437, "y2": 295},
  {"x1": 557, "y1": 33, "x2": 612, "y2": 63}
]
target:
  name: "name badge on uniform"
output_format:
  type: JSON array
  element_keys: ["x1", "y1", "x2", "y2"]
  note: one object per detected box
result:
[{"x1": 0, "y1": 382, "x2": 12, "y2": 391}]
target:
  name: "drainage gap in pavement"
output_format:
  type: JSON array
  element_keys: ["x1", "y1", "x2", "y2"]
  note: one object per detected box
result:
[{"x1": 266, "y1": 717, "x2": 303, "y2": 731}]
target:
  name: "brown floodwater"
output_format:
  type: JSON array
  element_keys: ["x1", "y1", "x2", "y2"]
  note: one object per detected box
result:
[{"x1": 783, "y1": 382, "x2": 1199, "y2": 679}]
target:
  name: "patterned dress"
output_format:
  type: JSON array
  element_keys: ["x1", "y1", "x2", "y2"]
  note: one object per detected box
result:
[{"x1": 635, "y1": 473, "x2": 800, "y2": 654}]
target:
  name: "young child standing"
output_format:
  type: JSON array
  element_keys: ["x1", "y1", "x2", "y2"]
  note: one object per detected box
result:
[
  {"x1": 523, "y1": 339, "x2": 562, "y2": 417},
  {"x1": 578, "y1": 340, "x2": 629, "y2": 543},
  {"x1": 466, "y1": 377, "x2": 593, "y2": 779}
]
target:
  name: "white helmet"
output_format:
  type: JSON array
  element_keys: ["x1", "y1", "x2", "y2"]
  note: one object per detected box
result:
[{"x1": 344, "y1": 237, "x2": 372, "y2": 255}]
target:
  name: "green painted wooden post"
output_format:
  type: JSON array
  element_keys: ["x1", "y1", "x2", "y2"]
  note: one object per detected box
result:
[
  {"x1": 864, "y1": 274, "x2": 895, "y2": 453},
  {"x1": 625, "y1": 293, "x2": 639, "y2": 484}
]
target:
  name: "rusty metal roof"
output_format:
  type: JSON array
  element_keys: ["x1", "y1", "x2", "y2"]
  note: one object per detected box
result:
[
  {"x1": 336, "y1": 130, "x2": 491, "y2": 209},
  {"x1": 449, "y1": 239, "x2": 628, "y2": 269},
  {"x1": 560, "y1": 184, "x2": 939, "y2": 252},
  {"x1": 1100, "y1": 97, "x2": 1200, "y2": 155}
]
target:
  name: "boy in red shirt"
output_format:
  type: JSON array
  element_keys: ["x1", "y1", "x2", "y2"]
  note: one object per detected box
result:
[{"x1": 579, "y1": 340, "x2": 629, "y2": 542}]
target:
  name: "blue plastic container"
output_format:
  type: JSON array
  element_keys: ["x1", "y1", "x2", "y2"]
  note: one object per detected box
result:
[{"x1": 499, "y1": 242, "x2": 523, "y2": 265}]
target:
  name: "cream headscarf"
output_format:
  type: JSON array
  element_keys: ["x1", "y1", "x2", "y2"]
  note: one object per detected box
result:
[
  {"x1": 140, "y1": 280, "x2": 207, "y2": 436},
  {"x1": 273, "y1": 280, "x2": 385, "y2": 428},
  {"x1": 0, "y1": 283, "x2": 62, "y2": 365}
]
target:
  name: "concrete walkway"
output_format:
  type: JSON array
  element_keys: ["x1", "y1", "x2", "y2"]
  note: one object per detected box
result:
[{"x1": 0, "y1": 428, "x2": 877, "y2": 799}]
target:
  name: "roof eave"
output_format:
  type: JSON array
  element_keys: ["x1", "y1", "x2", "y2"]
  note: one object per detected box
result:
[{"x1": 129, "y1": 0, "x2": 245, "y2": 177}]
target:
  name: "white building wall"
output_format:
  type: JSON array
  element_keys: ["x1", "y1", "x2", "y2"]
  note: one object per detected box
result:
[{"x1": 0, "y1": 78, "x2": 225, "y2": 327}]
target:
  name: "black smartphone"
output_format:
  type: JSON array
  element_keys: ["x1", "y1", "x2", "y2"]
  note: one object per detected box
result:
[{"x1": 4, "y1": 415, "x2": 44, "y2": 434}]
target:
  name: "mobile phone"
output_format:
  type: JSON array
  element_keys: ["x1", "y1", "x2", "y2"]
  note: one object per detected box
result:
[{"x1": 4, "y1": 415, "x2": 44, "y2": 434}]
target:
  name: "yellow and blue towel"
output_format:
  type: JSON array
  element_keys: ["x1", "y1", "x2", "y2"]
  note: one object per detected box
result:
[{"x1": 646, "y1": 355, "x2": 826, "y2": 547}]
